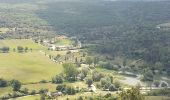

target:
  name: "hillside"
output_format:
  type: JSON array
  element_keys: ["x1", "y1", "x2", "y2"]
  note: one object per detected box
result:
[{"x1": 0, "y1": 0, "x2": 170, "y2": 100}]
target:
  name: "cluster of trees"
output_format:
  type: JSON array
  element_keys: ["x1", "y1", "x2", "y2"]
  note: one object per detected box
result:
[
  {"x1": 0, "y1": 79, "x2": 49, "y2": 99},
  {"x1": 56, "y1": 84, "x2": 78, "y2": 95},
  {"x1": 119, "y1": 87, "x2": 144, "y2": 100},
  {"x1": 0, "y1": 46, "x2": 10, "y2": 53},
  {"x1": 52, "y1": 63, "x2": 78, "y2": 83},
  {"x1": 74, "y1": 87, "x2": 144, "y2": 100},
  {"x1": 86, "y1": 72, "x2": 120, "y2": 91},
  {"x1": 16, "y1": 46, "x2": 32, "y2": 53},
  {"x1": 0, "y1": 78, "x2": 21, "y2": 91},
  {"x1": 0, "y1": 46, "x2": 32, "y2": 53}
]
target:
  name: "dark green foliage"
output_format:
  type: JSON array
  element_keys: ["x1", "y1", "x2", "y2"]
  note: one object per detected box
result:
[
  {"x1": 0, "y1": 78, "x2": 7, "y2": 87},
  {"x1": 20, "y1": 88, "x2": 29, "y2": 94},
  {"x1": 37, "y1": 0, "x2": 170, "y2": 75},
  {"x1": 92, "y1": 71, "x2": 104, "y2": 82},
  {"x1": 30, "y1": 90, "x2": 36, "y2": 95},
  {"x1": 119, "y1": 87, "x2": 144, "y2": 100},
  {"x1": 10, "y1": 80, "x2": 21, "y2": 91},
  {"x1": 0, "y1": 46, "x2": 10, "y2": 53},
  {"x1": 141, "y1": 70, "x2": 154, "y2": 81},
  {"x1": 86, "y1": 78, "x2": 93, "y2": 87},
  {"x1": 86, "y1": 57, "x2": 93, "y2": 66},
  {"x1": 65, "y1": 86, "x2": 76, "y2": 95},
  {"x1": 56, "y1": 84, "x2": 66, "y2": 92},
  {"x1": 63, "y1": 63, "x2": 78, "y2": 81},
  {"x1": 52, "y1": 75, "x2": 63, "y2": 84},
  {"x1": 39, "y1": 88, "x2": 48, "y2": 94},
  {"x1": 56, "y1": 84, "x2": 76, "y2": 95},
  {"x1": 99, "y1": 62, "x2": 114, "y2": 70},
  {"x1": 17, "y1": 46, "x2": 24, "y2": 53},
  {"x1": 109, "y1": 84, "x2": 117, "y2": 91}
]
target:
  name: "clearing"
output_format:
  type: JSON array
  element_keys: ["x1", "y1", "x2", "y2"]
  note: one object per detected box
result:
[{"x1": 0, "y1": 39, "x2": 63, "y2": 83}]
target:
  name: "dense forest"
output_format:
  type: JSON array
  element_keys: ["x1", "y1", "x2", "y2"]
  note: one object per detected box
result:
[{"x1": 36, "y1": 0, "x2": 170, "y2": 74}]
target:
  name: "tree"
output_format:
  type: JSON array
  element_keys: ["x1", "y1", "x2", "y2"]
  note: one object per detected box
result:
[
  {"x1": 0, "y1": 78, "x2": 7, "y2": 87},
  {"x1": 86, "y1": 78, "x2": 93, "y2": 87},
  {"x1": 153, "y1": 80, "x2": 160, "y2": 87},
  {"x1": 52, "y1": 75, "x2": 63, "y2": 84},
  {"x1": 109, "y1": 84, "x2": 117, "y2": 91},
  {"x1": 142, "y1": 70, "x2": 154, "y2": 81},
  {"x1": 65, "y1": 86, "x2": 76, "y2": 95},
  {"x1": 24, "y1": 47, "x2": 28, "y2": 52},
  {"x1": 119, "y1": 87, "x2": 144, "y2": 100},
  {"x1": 93, "y1": 57, "x2": 99, "y2": 67},
  {"x1": 86, "y1": 57, "x2": 93, "y2": 66},
  {"x1": 17, "y1": 46, "x2": 24, "y2": 53},
  {"x1": 81, "y1": 67, "x2": 89, "y2": 77},
  {"x1": 0, "y1": 46, "x2": 10, "y2": 53},
  {"x1": 92, "y1": 71, "x2": 104, "y2": 82},
  {"x1": 63, "y1": 63, "x2": 78, "y2": 81},
  {"x1": 100, "y1": 77, "x2": 112, "y2": 90},
  {"x1": 56, "y1": 84, "x2": 66, "y2": 92},
  {"x1": 20, "y1": 88, "x2": 29, "y2": 94},
  {"x1": 54, "y1": 54, "x2": 61, "y2": 61},
  {"x1": 11, "y1": 80, "x2": 21, "y2": 91}
]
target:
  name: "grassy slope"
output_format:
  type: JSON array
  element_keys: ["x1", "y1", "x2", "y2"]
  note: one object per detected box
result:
[
  {"x1": 11, "y1": 95, "x2": 40, "y2": 100},
  {"x1": 0, "y1": 39, "x2": 63, "y2": 83},
  {"x1": 0, "y1": 39, "x2": 45, "y2": 50}
]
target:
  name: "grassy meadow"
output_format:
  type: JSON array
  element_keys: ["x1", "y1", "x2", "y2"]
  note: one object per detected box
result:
[
  {"x1": 0, "y1": 39, "x2": 63, "y2": 83},
  {"x1": 11, "y1": 95, "x2": 40, "y2": 100},
  {"x1": 0, "y1": 39, "x2": 46, "y2": 50},
  {"x1": 54, "y1": 38, "x2": 73, "y2": 46}
]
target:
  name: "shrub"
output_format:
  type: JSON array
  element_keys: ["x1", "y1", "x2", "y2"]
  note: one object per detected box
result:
[
  {"x1": 20, "y1": 88, "x2": 29, "y2": 94},
  {"x1": 52, "y1": 75, "x2": 63, "y2": 84},
  {"x1": 92, "y1": 71, "x2": 104, "y2": 82},
  {"x1": 56, "y1": 84, "x2": 66, "y2": 92},
  {"x1": 39, "y1": 80, "x2": 48, "y2": 83},
  {"x1": 109, "y1": 84, "x2": 117, "y2": 91},
  {"x1": 30, "y1": 90, "x2": 36, "y2": 95},
  {"x1": 113, "y1": 81, "x2": 121, "y2": 88},
  {"x1": 77, "y1": 96, "x2": 84, "y2": 100},
  {"x1": 0, "y1": 78, "x2": 8, "y2": 87},
  {"x1": 86, "y1": 78, "x2": 93, "y2": 87},
  {"x1": 141, "y1": 70, "x2": 154, "y2": 81},
  {"x1": 39, "y1": 89, "x2": 48, "y2": 94},
  {"x1": 10, "y1": 80, "x2": 21, "y2": 91},
  {"x1": 153, "y1": 80, "x2": 160, "y2": 87},
  {"x1": 65, "y1": 86, "x2": 76, "y2": 95}
]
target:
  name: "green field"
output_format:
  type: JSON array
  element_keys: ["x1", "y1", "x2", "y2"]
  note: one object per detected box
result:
[
  {"x1": 0, "y1": 87, "x2": 13, "y2": 97},
  {"x1": 11, "y1": 95, "x2": 40, "y2": 100},
  {"x1": 54, "y1": 38, "x2": 73, "y2": 46},
  {"x1": 0, "y1": 39, "x2": 63, "y2": 83},
  {"x1": 146, "y1": 96, "x2": 170, "y2": 100},
  {"x1": 22, "y1": 83, "x2": 57, "y2": 92},
  {"x1": 0, "y1": 39, "x2": 46, "y2": 50}
]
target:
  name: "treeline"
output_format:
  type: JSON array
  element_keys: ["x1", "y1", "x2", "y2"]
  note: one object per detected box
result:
[{"x1": 0, "y1": 46, "x2": 32, "y2": 53}]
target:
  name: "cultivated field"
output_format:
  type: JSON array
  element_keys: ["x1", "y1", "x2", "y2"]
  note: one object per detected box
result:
[{"x1": 0, "y1": 39, "x2": 63, "y2": 83}]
